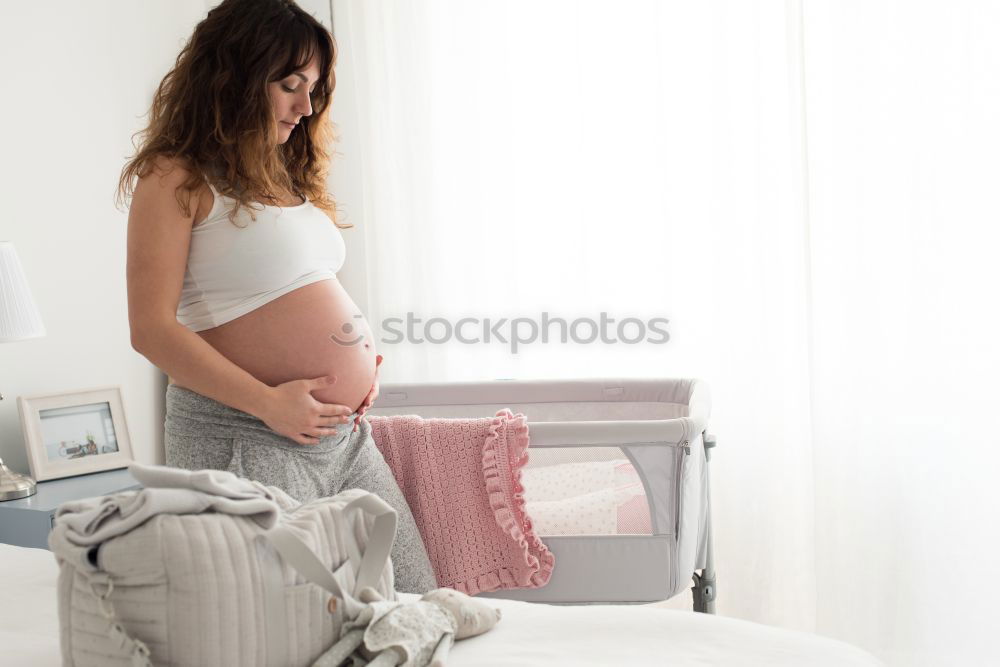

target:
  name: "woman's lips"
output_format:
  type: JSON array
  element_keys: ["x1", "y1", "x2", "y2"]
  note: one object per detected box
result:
[{"x1": 282, "y1": 121, "x2": 296, "y2": 129}]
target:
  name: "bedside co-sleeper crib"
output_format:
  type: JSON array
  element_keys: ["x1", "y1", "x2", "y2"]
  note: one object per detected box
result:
[{"x1": 365, "y1": 377, "x2": 717, "y2": 611}]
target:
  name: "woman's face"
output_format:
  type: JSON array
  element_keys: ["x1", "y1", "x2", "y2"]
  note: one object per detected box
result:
[{"x1": 268, "y1": 55, "x2": 321, "y2": 144}]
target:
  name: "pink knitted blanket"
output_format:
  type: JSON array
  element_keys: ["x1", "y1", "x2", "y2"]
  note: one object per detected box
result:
[{"x1": 367, "y1": 409, "x2": 555, "y2": 595}]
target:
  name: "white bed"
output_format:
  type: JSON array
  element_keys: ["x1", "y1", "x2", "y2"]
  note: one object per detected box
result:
[{"x1": 3, "y1": 543, "x2": 882, "y2": 666}]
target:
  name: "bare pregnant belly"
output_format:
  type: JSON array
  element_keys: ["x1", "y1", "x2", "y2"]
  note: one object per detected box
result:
[{"x1": 176, "y1": 278, "x2": 377, "y2": 414}]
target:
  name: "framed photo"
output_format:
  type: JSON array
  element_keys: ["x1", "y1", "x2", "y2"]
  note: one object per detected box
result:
[{"x1": 17, "y1": 386, "x2": 134, "y2": 482}]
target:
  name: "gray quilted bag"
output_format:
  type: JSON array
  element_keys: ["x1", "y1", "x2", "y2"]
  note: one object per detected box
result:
[{"x1": 48, "y1": 463, "x2": 398, "y2": 666}]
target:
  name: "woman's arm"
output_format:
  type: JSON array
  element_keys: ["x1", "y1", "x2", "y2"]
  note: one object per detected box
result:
[
  {"x1": 127, "y1": 156, "x2": 272, "y2": 418},
  {"x1": 132, "y1": 322, "x2": 274, "y2": 418}
]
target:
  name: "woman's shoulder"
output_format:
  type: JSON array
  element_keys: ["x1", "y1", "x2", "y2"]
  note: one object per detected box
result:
[
  {"x1": 145, "y1": 154, "x2": 206, "y2": 182},
  {"x1": 134, "y1": 154, "x2": 213, "y2": 226}
]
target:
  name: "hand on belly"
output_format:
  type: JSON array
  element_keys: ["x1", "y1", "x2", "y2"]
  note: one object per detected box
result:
[
  {"x1": 263, "y1": 322, "x2": 377, "y2": 414},
  {"x1": 307, "y1": 347, "x2": 378, "y2": 414}
]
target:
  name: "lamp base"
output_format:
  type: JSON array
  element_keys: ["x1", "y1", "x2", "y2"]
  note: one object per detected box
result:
[{"x1": 0, "y1": 457, "x2": 37, "y2": 501}]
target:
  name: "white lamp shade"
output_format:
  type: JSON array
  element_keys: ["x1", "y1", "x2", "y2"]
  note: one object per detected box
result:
[{"x1": 0, "y1": 241, "x2": 46, "y2": 342}]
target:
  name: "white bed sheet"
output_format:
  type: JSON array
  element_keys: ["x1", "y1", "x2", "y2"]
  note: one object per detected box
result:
[{"x1": 2, "y1": 543, "x2": 882, "y2": 666}]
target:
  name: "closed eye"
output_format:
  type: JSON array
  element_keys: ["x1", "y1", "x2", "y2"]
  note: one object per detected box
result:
[{"x1": 282, "y1": 84, "x2": 319, "y2": 96}]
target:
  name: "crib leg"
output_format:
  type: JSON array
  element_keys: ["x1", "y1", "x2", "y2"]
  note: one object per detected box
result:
[
  {"x1": 691, "y1": 570, "x2": 717, "y2": 614},
  {"x1": 691, "y1": 432, "x2": 717, "y2": 614}
]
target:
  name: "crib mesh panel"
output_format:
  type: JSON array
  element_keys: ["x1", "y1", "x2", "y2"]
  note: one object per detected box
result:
[{"x1": 520, "y1": 446, "x2": 652, "y2": 536}]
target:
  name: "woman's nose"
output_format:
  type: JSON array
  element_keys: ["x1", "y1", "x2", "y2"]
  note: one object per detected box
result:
[{"x1": 295, "y1": 89, "x2": 313, "y2": 116}]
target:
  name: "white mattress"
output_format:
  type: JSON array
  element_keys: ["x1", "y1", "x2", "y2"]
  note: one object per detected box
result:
[{"x1": 2, "y1": 543, "x2": 882, "y2": 666}]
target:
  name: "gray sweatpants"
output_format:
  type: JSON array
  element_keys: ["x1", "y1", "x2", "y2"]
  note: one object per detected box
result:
[{"x1": 163, "y1": 383, "x2": 437, "y2": 594}]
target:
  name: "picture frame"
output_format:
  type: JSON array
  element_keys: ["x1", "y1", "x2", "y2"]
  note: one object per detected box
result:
[{"x1": 17, "y1": 385, "x2": 134, "y2": 482}]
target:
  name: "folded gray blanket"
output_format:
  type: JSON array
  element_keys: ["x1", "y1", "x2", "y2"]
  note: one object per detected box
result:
[{"x1": 49, "y1": 462, "x2": 301, "y2": 573}]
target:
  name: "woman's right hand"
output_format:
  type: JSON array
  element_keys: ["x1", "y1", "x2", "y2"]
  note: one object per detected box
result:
[{"x1": 257, "y1": 375, "x2": 356, "y2": 446}]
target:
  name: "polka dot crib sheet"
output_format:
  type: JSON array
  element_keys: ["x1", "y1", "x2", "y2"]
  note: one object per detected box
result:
[{"x1": 519, "y1": 458, "x2": 652, "y2": 535}]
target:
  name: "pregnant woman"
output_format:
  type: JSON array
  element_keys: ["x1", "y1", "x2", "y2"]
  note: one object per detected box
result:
[{"x1": 118, "y1": 0, "x2": 436, "y2": 593}]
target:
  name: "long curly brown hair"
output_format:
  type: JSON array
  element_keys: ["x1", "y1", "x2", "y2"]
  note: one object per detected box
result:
[{"x1": 115, "y1": 0, "x2": 350, "y2": 229}]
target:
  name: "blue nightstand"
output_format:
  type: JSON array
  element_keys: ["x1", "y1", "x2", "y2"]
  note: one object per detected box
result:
[{"x1": 0, "y1": 467, "x2": 142, "y2": 549}]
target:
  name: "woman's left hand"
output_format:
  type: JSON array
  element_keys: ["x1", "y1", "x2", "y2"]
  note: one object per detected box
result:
[{"x1": 353, "y1": 354, "x2": 383, "y2": 432}]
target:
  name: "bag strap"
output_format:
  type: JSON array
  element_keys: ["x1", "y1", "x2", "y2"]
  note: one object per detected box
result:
[
  {"x1": 343, "y1": 493, "x2": 398, "y2": 594},
  {"x1": 262, "y1": 492, "x2": 398, "y2": 598},
  {"x1": 258, "y1": 492, "x2": 397, "y2": 665}
]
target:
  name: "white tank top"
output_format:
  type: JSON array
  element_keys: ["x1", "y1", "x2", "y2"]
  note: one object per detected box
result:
[{"x1": 176, "y1": 181, "x2": 347, "y2": 332}]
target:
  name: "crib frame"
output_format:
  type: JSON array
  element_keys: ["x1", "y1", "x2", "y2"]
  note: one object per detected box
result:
[{"x1": 366, "y1": 377, "x2": 718, "y2": 612}]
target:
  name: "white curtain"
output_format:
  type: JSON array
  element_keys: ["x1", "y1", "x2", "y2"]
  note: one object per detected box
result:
[{"x1": 333, "y1": 1, "x2": 1000, "y2": 664}]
